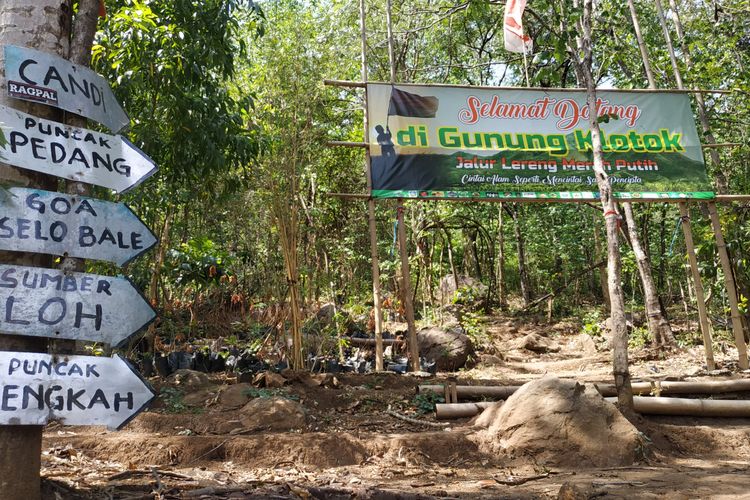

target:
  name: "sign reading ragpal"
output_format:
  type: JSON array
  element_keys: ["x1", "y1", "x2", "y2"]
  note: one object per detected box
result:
[
  {"x1": 0, "y1": 264, "x2": 156, "y2": 346},
  {"x1": 0, "y1": 352, "x2": 155, "y2": 430},
  {"x1": 4, "y1": 45, "x2": 129, "y2": 132},
  {"x1": 367, "y1": 83, "x2": 713, "y2": 200},
  {"x1": 0, "y1": 105, "x2": 156, "y2": 193},
  {"x1": 0, "y1": 187, "x2": 157, "y2": 266}
]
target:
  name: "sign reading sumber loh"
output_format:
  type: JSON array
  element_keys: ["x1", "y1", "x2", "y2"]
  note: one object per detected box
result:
[
  {"x1": 4, "y1": 45, "x2": 129, "y2": 132},
  {"x1": 367, "y1": 83, "x2": 713, "y2": 200},
  {"x1": 0, "y1": 263, "x2": 156, "y2": 346}
]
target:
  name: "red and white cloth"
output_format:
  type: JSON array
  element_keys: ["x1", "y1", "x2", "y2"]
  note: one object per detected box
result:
[{"x1": 503, "y1": 0, "x2": 533, "y2": 54}]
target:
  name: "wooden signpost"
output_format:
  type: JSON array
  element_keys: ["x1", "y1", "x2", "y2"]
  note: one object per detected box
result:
[
  {"x1": 0, "y1": 186, "x2": 157, "y2": 266},
  {"x1": 3, "y1": 45, "x2": 129, "y2": 133},
  {"x1": 0, "y1": 104, "x2": 157, "y2": 193},
  {"x1": 0, "y1": 352, "x2": 155, "y2": 430},
  {"x1": 0, "y1": 263, "x2": 156, "y2": 346}
]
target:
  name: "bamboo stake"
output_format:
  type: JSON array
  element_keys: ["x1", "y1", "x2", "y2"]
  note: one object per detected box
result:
[
  {"x1": 679, "y1": 203, "x2": 715, "y2": 370},
  {"x1": 359, "y1": 0, "x2": 384, "y2": 371},
  {"x1": 707, "y1": 202, "x2": 749, "y2": 368}
]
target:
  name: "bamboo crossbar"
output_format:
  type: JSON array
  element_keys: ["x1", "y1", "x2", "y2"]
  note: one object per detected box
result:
[
  {"x1": 323, "y1": 79, "x2": 731, "y2": 94},
  {"x1": 324, "y1": 192, "x2": 750, "y2": 203}
]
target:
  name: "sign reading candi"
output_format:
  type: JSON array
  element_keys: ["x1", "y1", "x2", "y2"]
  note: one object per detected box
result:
[
  {"x1": 4, "y1": 45, "x2": 129, "y2": 132},
  {"x1": 367, "y1": 83, "x2": 713, "y2": 200}
]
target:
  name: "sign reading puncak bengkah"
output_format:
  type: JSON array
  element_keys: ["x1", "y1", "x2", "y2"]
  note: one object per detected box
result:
[{"x1": 367, "y1": 83, "x2": 713, "y2": 200}]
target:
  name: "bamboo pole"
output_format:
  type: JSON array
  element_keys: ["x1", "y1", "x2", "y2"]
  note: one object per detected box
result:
[
  {"x1": 679, "y1": 203, "x2": 715, "y2": 370},
  {"x1": 626, "y1": 0, "x2": 656, "y2": 86},
  {"x1": 326, "y1": 193, "x2": 750, "y2": 204},
  {"x1": 436, "y1": 397, "x2": 750, "y2": 419},
  {"x1": 358, "y1": 0, "x2": 385, "y2": 371},
  {"x1": 386, "y1": 0, "x2": 419, "y2": 373},
  {"x1": 707, "y1": 202, "x2": 749, "y2": 369},
  {"x1": 322, "y1": 79, "x2": 730, "y2": 94},
  {"x1": 397, "y1": 201, "x2": 420, "y2": 372},
  {"x1": 349, "y1": 337, "x2": 403, "y2": 347},
  {"x1": 609, "y1": 396, "x2": 750, "y2": 417},
  {"x1": 435, "y1": 402, "x2": 498, "y2": 419},
  {"x1": 420, "y1": 379, "x2": 750, "y2": 399}
]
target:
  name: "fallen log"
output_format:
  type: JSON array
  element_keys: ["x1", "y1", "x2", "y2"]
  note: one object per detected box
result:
[
  {"x1": 349, "y1": 337, "x2": 403, "y2": 347},
  {"x1": 605, "y1": 396, "x2": 750, "y2": 417},
  {"x1": 419, "y1": 379, "x2": 750, "y2": 400},
  {"x1": 435, "y1": 401, "x2": 497, "y2": 419}
]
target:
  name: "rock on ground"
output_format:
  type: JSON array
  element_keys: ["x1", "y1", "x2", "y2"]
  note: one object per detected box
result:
[
  {"x1": 437, "y1": 275, "x2": 488, "y2": 306},
  {"x1": 514, "y1": 333, "x2": 560, "y2": 353},
  {"x1": 417, "y1": 326, "x2": 474, "y2": 371},
  {"x1": 477, "y1": 377, "x2": 643, "y2": 468},
  {"x1": 167, "y1": 369, "x2": 211, "y2": 391},
  {"x1": 239, "y1": 396, "x2": 307, "y2": 431},
  {"x1": 218, "y1": 383, "x2": 254, "y2": 408}
]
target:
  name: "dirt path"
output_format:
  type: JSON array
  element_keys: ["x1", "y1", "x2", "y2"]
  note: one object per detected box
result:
[{"x1": 42, "y1": 315, "x2": 750, "y2": 498}]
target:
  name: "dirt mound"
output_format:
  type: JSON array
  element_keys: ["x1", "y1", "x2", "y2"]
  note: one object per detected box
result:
[
  {"x1": 239, "y1": 397, "x2": 307, "y2": 431},
  {"x1": 477, "y1": 377, "x2": 643, "y2": 468},
  {"x1": 417, "y1": 326, "x2": 474, "y2": 371}
]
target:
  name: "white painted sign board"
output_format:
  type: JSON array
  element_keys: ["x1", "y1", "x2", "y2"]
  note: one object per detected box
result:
[
  {"x1": 0, "y1": 263, "x2": 156, "y2": 346},
  {"x1": 0, "y1": 352, "x2": 154, "y2": 430},
  {"x1": 0, "y1": 105, "x2": 156, "y2": 193},
  {"x1": 4, "y1": 45, "x2": 129, "y2": 132},
  {"x1": 0, "y1": 187, "x2": 156, "y2": 266}
]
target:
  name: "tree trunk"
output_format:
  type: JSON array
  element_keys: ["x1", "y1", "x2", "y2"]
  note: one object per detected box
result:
[
  {"x1": 569, "y1": 0, "x2": 633, "y2": 409},
  {"x1": 510, "y1": 205, "x2": 531, "y2": 306},
  {"x1": 496, "y1": 204, "x2": 506, "y2": 309},
  {"x1": 0, "y1": 2, "x2": 73, "y2": 497},
  {"x1": 622, "y1": 204, "x2": 676, "y2": 346}
]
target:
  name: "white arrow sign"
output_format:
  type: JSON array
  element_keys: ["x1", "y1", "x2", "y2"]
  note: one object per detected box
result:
[
  {"x1": 0, "y1": 352, "x2": 154, "y2": 430},
  {"x1": 0, "y1": 187, "x2": 157, "y2": 266},
  {"x1": 0, "y1": 264, "x2": 156, "y2": 346},
  {"x1": 3, "y1": 45, "x2": 129, "y2": 132},
  {"x1": 0, "y1": 105, "x2": 157, "y2": 193}
]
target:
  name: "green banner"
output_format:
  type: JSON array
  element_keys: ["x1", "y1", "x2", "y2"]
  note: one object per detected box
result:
[{"x1": 367, "y1": 83, "x2": 714, "y2": 200}]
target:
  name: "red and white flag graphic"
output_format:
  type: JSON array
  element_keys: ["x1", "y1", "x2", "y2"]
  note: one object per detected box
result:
[{"x1": 504, "y1": 0, "x2": 533, "y2": 54}]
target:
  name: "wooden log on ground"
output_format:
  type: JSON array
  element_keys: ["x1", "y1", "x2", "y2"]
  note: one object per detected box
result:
[
  {"x1": 605, "y1": 396, "x2": 750, "y2": 417},
  {"x1": 420, "y1": 379, "x2": 750, "y2": 400},
  {"x1": 349, "y1": 337, "x2": 403, "y2": 347},
  {"x1": 435, "y1": 402, "x2": 498, "y2": 419}
]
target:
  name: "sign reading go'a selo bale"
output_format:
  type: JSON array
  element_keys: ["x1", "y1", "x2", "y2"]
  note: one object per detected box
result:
[
  {"x1": 3, "y1": 45, "x2": 129, "y2": 133},
  {"x1": 0, "y1": 352, "x2": 155, "y2": 430},
  {"x1": 0, "y1": 263, "x2": 155, "y2": 346},
  {"x1": 0, "y1": 105, "x2": 157, "y2": 193},
  {"x1": 0, "y1": 187, "x2": 156, "y2": 266}
]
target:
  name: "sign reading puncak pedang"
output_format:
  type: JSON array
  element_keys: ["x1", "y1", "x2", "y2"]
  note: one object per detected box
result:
[
  {"x1": 3, "y1": 45, "x2": 129, "y2": 133},
  {"x1": 0, "y1": 105, "x2": 157, "y2": 193},
  {"x1": 0, "y1": 187, "x2": 157, "y2": 266},
  {"x1": 367, "y1": 83, "x2": 713, "y2": 200},
  {"x1": 0, "y1": 352, "x2": 155, "y2": 430}
]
